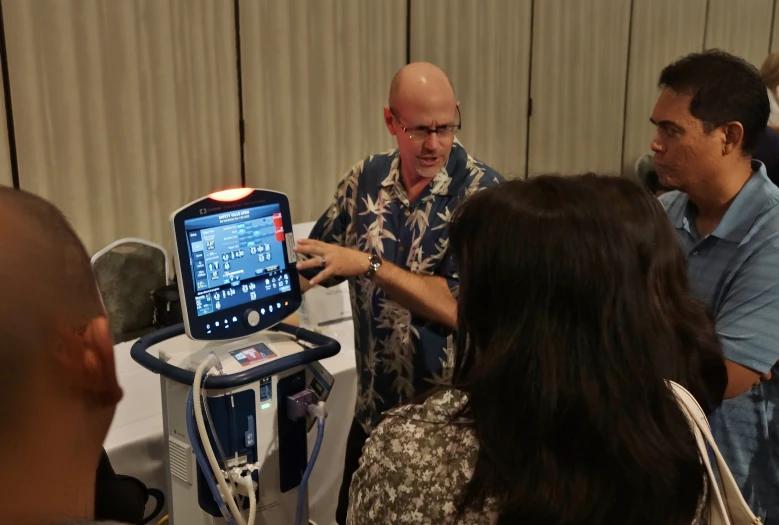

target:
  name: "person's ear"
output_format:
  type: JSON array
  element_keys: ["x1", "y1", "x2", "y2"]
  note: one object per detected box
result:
[
  {"x1": 55, "y1": 316, "x2": 123, "y2": 408},
  {"x1": 82, "y1": 316, "x2": 123, "y2": 408},
  {"x1": 722, "y1": 122, "x2": 745, "y2": 156},
  {"x1": 383, "y1": 106, "x2": 397, "y2": 136}
]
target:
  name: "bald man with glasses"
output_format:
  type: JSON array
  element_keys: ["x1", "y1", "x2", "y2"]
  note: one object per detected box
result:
[{"x1": 293, "y1": 62, "x2": 502, "y2": 523}]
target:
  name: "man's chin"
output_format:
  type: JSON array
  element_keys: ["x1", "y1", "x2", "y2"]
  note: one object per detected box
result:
[
  {"x1": 416, "y1": 164, "x2": 443, "y2": 179},
  {"x1": 656, "y1": 170, "x2": 679, "y2": 190}
]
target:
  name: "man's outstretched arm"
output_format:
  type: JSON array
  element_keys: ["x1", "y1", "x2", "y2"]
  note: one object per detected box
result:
[{"x1": 294, "y1": 239, "x2": 457, "y2": 330}]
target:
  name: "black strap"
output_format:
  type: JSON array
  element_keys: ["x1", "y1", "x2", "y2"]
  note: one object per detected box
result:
[
  {"x1": 94, "y1": 449, "x2": 149, "y2": 525},
  {"x1": 142, "y1": 488, "x2": 165, "y2": 524}
]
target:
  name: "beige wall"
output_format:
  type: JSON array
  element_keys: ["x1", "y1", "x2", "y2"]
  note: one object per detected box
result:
[
  {"x1": 410, "y1": 0, "x2": 532, "y2": 179},
  {"x1": 621, "y1": 0, "x2": 708, "y2": 175},
  {"x1": 527, "y1": 0, "x2": 631, "y2": 177},
  {"x1": 241, "y1": 0, "x2": 405, "y2": 224},
  {"x1": 3, "y1": 0, "x2": 779, "y2": 251},
  {"x1": 705, "y1": 0, "x2": 774, "y2": 67},
  {"x1": 0, "y1": 62, "x2": 10, "y2": 188},
  {"x1": 2, "y1": 0, "x2": 240, "y2": 254}
]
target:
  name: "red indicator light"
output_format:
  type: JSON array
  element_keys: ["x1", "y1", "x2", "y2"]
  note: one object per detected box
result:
[{"x1": 208, "y1": 188, "x2": 253, "y2": 202}]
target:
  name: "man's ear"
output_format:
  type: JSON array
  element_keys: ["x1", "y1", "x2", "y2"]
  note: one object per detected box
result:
[
  {"x1": 383, "y1": 106, "x2": 396, "y2": 136},
  {"x1": 722, "y1": 121, "x2": 745, "y2": 155},
  {"x1": 82, "y1": 316, "x2": 123, "y2": 408}
]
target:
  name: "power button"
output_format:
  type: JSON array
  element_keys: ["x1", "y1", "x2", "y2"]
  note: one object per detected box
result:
[{"x1": 245, "y1": 309, "x2": 261, "y2": 328}]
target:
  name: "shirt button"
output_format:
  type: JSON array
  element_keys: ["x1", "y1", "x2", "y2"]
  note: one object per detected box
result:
[{"x1": 692, "y1": 250, "x2": 699, "y2": 256}]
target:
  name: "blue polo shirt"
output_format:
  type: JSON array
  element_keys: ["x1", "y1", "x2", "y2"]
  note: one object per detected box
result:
[{"x1": 660, "y1": 162, "x2": 779, "y2": 522}]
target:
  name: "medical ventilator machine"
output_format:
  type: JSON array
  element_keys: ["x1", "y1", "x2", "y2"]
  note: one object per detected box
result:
[{"x1": 131, "y1": 188, "x2": 340, "y2": 525}]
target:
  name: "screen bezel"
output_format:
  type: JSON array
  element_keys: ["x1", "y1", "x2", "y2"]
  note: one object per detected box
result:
[{"x1": 172, "y1": 189, "x2": 302, "y2": 340}]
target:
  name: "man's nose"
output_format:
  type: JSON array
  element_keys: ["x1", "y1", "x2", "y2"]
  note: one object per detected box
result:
[
  {"x1": 423, "y1": 130, "x2": 440, "y2": 151},
  {"x1": 650, "y1": 135, "x2": 663, "y2": 154}
]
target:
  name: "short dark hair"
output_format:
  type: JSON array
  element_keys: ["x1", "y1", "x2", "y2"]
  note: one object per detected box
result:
[
  {"x1": 448, "y1": 176, "x2": 707, "y2": 524},
  {"x1": 0, "y1": 187, "x2": 106, "y2": 428},
  {"x1": 0, "y1": 186, "x2": 104, "y2": 348},
  {"x1": 659, "y1": 49, "x2": 769, "y2": 154},
  {"x1": 0, "y1": 186, "x2": 99, "y2": 296}
]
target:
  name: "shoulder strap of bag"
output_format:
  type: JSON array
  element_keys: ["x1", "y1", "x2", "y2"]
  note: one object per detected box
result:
[{"x1": 668, "y1": 380, "x2": 760, "y2": 525}]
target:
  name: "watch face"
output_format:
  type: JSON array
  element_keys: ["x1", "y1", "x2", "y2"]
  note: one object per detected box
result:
[{"x1": 367, "y1": 254, "x2": 381, "y2": 276}]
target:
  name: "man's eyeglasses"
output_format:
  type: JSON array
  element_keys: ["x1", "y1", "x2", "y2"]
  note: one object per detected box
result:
[{"x1": 390, "y1": 107, "x2": 462, "y2": 142}]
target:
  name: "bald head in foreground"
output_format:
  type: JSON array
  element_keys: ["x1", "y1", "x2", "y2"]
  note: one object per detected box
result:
[{"x1": 0, "y1": 187, "x2": 122, "y2": 524}]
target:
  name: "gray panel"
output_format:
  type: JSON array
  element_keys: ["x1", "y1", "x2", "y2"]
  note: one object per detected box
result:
[
  {"x1": 410, "y1": 0, "x2": 533, "y2": 179},
  {"x1": 241, "y1": 0, "x2": 406, "y2": 222},
  {"x1": 705, "y1": 0, "x2": 774, "y2": 66},
  {"x1": 622, "y1": 0, "x2": 708, "y2": 176},
  {"x1": 0, "y1": 53, "x2": 10, "y2": 188},
  {"x1": 3, "y1": 0, "x2": 241, "y2": 254},
  {"x1": 528, "y1": 0, "x2": 632, "y2": 176},
  {"x1": 772, "y1": 0, "x2": 779, "y2": 52}
]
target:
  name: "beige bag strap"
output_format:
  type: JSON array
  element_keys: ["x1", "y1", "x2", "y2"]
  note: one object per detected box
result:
[{"x1": 668, "y1": 381, "x2": 760, "y2": 525}]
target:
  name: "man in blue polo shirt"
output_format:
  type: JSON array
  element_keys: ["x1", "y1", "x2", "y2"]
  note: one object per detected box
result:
[{"x1": 651, "y1": 50, "x2": 779, "y2": 521}]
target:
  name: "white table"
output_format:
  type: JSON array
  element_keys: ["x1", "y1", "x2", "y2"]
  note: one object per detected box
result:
[{"x1": 104, "y1": 321, "x2": 357, "y2": 525}]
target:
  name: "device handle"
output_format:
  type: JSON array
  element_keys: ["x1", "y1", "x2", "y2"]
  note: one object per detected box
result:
[{"x1": 129, "y1": 322, "x2": 340, "y2": 388}]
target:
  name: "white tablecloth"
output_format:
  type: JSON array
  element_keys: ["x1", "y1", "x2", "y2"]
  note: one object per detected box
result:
[{"x1": 104, "y1": 321, "x2": 357, "y2": 525}]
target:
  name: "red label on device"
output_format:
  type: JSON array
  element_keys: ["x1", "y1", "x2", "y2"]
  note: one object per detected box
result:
[
  {"x1": 230, "y1": 345, "x2": 277, "y2": 367},
  {"x1": 273, "y1": 213, "x2": 284, "y2": 242}
]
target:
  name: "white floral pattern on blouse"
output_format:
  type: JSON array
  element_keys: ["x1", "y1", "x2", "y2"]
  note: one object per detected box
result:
[
  {"x1": 347, "y1": 389, "x2": 499, "y2": 524},
  {"x1": 347, "y1": 388, "x2": 709, "y2": 525}
]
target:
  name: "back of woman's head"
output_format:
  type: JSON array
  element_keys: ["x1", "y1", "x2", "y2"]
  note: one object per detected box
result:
[
  {"x1": 450, "y1": 176, "x2": 706, "y2": 525},
  {"x1": 577, "y1": 174, "x2": 726, "y2": 412}
]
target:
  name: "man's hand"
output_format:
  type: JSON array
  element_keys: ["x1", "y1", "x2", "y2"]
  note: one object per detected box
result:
[
  {"x1": 294, "y1": 239, "x2": 370, "y2": 287},
  {"x1": 295, "y1": 239, "x2": 457, "y2": 329},
  {"x1": 299, "y1": 275, "x2": 313, "y2": 293},
  {"x1": 724, "y1": 360, "x2": 773, "y2": 398}
]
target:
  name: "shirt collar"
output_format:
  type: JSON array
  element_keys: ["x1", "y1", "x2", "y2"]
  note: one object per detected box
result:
[
  {"x1": 380, "y1": 143, "x2": 466, "y2": 197},
  {"x1": 679, "y1": 160, "x2": 776, "y2": 242}
]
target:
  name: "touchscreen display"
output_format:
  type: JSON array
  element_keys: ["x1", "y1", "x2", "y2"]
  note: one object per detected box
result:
[{"x1": 184, "y1": 204, "x2": 292, "y2": 317}]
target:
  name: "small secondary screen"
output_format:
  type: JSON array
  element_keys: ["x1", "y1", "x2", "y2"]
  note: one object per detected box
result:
[{"x1": 229, "y1": 344, "x2": 277, "y2": 367}]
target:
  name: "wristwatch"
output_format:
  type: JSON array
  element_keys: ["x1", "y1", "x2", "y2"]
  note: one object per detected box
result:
[{"x1": 366, "y1": 254, "x2": 382, "y2": 279}]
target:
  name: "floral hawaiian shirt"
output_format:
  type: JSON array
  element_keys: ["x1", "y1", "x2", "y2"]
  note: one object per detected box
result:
[{"x1": 301, "y1": 143, "x2": 502, "y2": 432}]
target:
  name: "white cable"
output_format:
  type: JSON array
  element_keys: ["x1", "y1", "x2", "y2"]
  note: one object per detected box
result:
[
  {"x1": 228, "y1": 469, "x2": 257, "y2": 525},
  {"x1": 193, "y1": 354, "x2": 246, "y2": 525},
  {"x1": 241, "y1": 475, "x2": 257, "y2": 525},
  {"x1": 308, "y1": 401, "x2": 326, "y2": 420}
]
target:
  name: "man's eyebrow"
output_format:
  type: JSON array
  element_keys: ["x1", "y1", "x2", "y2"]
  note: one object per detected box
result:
[
  {"x1": 650, "y1": 118, "x2": 681, "y2": 129},
  {"x1": 416, "y1": 122, "x2": 457, "y2": 129}
]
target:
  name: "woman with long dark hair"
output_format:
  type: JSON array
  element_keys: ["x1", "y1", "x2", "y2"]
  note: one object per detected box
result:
[
  {"x1": 579, "y1": 174, "x2": 727, "y2": 413},
  {"x1": 347, "y1": 176, "x2": 710, "y2": 525}
]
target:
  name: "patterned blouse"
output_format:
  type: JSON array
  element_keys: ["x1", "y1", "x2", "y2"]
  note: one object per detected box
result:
[
  {"x1": 347, "y1": 389, "x2": 499, "y2": 524},
  {"x1": 301, "y1": 143, "x2": 502, "y2": 433},
  {"x1": 347, "y1": 389, "x2": 709, "y2": 525}
]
